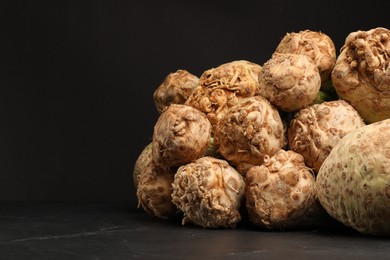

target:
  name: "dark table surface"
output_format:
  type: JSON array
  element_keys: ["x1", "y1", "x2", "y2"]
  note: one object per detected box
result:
[{"x1": 0, "y1": 202, "x2": 389, "y2": 259}]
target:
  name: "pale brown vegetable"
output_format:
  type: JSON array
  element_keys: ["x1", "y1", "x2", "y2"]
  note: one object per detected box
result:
[
  {"x1": 136, "y1": 155, "x2": 177, "y2": 219},
  {"x1": 153, "y1": 69, "x2": 199, "y2": 113},
  {"x1": 274, "y1": 30, "x2": 336, "y2": 88},
  {"x1": 152, "y1": 104, "x2": 211, "y2": 168},
  {"x1": 258, "y1": 53, "x2": 321, "y2": 112},
  {"x1": 245, "y1": 150, "x2": 316, "y2": 230},
  {"x1": 185, "y1": 60, "x2": 262, "y2": 126},
  {"x1": 171, "y1": 156, "x2": 245, "y2": 228},
  {"x1": 288, "y1": 100, "x2": 365, "y2": 173},
  {"x1": 317, "y1": 118, "x2": 390, "y2": 236},
  {"x1": 331, "y1": 27, "x2": 390, "y2": 123},
  {"x1": 214, "y1": 96, "x2": 287, "y2": 174},
  {"x1": 133, "y1": 143, "x2": 153, "y2": 189}
]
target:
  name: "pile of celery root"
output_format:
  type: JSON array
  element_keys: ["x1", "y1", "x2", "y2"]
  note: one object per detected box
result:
[{"x1": 134, "y1": 27, "x2": 390, "y2": 236}]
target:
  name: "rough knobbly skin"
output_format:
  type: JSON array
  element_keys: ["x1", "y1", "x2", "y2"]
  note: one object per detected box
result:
[
  {"x1": 136, "y1": 158, "x2": 177, "y2": 219},
  {"x1": 171, "y1": 156, "x2": 245, "y2": 228},
  {"x1": 258, "y1": 53, "x2": 321, "y2": 112},
  {"x1": 331, "y1": 27, "x2": 390, "y2": 123},
  {"x1": 288, "y1": 100, "x2": 365, "y2": 173},
  {"x1": 153, "y1": 69, "x2": 199, "y2": 113},
  {"x1": 152, "y1": 104, "x2": 211, "y2": 168},
  {"x1": 133, "y1": 143, "x2": 153, "y2": 189},
  {"x1": 317, "y1": 118, "x2": 390, "y2": 236},
  {"x1": 245, "y1": 150, "x2": 316, "y2": 230},
  {"x1": 214, "y1": 96, "x2": 287, "y2": 175},
  {"x1": 274, "y1": 30, "x2": 336, "y2": 87},
  {"x1": 185, "y1": 60, "x2": 262, "y2": 127}
]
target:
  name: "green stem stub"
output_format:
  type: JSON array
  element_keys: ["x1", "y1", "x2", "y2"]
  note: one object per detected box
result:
[{"x1": 314, "y1": 89, "x2": 338, "y2": 104}]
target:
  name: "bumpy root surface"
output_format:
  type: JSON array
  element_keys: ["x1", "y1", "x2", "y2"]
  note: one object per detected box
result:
[
  {"x1": 258, "y1": 53, "x2": 321, "y2": 112},
  {"x1": 153, "y1": 69, "x2": 199, "y2": 113},
  {"x1": 214, "y1": 96, "x2": 287, "y2": 174},
  {"x1": 331, "y1": 27, "x2": 390, "y2": 123},
  {"x1": 288, "y1": 100, "x2": 365, "y2": 173},
  {"x1": 171, "y1": 156, "x2": 245, "y2": 228},
  {"x1": 185, "y1": 60, "x2": 262, "y2": 127},
  {"x1": 152, "y1": 104, "x2": 211, "y2": 168},
  {"x1": 245, "y1": 150, "x2": 317, "y2": 230}
]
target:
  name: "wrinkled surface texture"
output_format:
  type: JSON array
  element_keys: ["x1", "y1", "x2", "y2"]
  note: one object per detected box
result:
[
  {"x1": 258, "y1": 53, "x2": 321, "y2": 112},
  {"x1": 171, "y1": 157, "x2": 245, "y2": 228},
  {"x1": 153, "y1": 70, "x2": 199, "y2": 113},
  {"x1": 332, "y1": 27, "x2": 390, "y2": 123},
  {"x1": 274, "y1": 30, "x2": 336, "y2": 86},
  {"x1": 214, "y1": 96, "x2": 286, "y2": 172},
  {"x1": 152, "y1": 104, "x2": 211, "y2": 168},
  {"x1": 133, "y1": 143, "x2": 153, "y2": 189},
  {"x1": 288, "y1": 100, "x2": 365, "y2": 173},
  {"x1": 245, "y1": 150, "x2": 316, "y2": 230},
  {"x1": 136, "y1": 160, "x2": 177, "y2": 219},
  {"x1": 185, "y1": 60, "x2": 262, "y2": 126},
  {"x1": 317, "y1": 119, "x2": 390, "y2": 236}
]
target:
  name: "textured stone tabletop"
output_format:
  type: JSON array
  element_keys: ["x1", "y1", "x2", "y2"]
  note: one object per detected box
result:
[{"x1": 0, "y1": 202, "x2": 389, "y2": 259}]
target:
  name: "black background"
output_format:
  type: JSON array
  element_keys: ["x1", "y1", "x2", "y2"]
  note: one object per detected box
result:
[{"x1": 0, "y1": 0, "x2": 389, "y2": 206}]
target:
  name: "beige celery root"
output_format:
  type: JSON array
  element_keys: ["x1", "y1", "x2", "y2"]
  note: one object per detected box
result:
[
  {"x1": 136, "y1": 152, "x2": 177, "y2": 219},
  {"x1": 317, "y1": 118, "x2": 390, "y2": 236},
  {"x1": 288, "y1": 100, "x2": 366, "y2": 173},
  {"x1": 152, "y1": 104, "x2": 211, "y2": 168},
  {"x1": 132, "y1": 28, "x2": 390, "y2": 233},
  {"x1": 133, "y1": 143, "x2": 153, "y2": 189},
  {"x1": 274, "y1": 30, "x2": 336, "y2": 88},
  {"x1": 153, "y1": 69, "x2": 199, "y2": 113},
  {"x1": 185, "y1": 60, "x2": 262, "y2": 127},
  {"x1": 331, "y1": 27, "x2": 390, "y2": 123},
  {"x1": 171, "y1": 156, "x2": 245, "y2": 228},
  {"x1": 258, "y1": 53, "x2": 321, "y2": 112},
  {"x1": 245, "y1": 150, "x2": 317, "y2": 230},
  {"x1": 214, "y1": 96, "x2": 287, "y2": 175}
]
